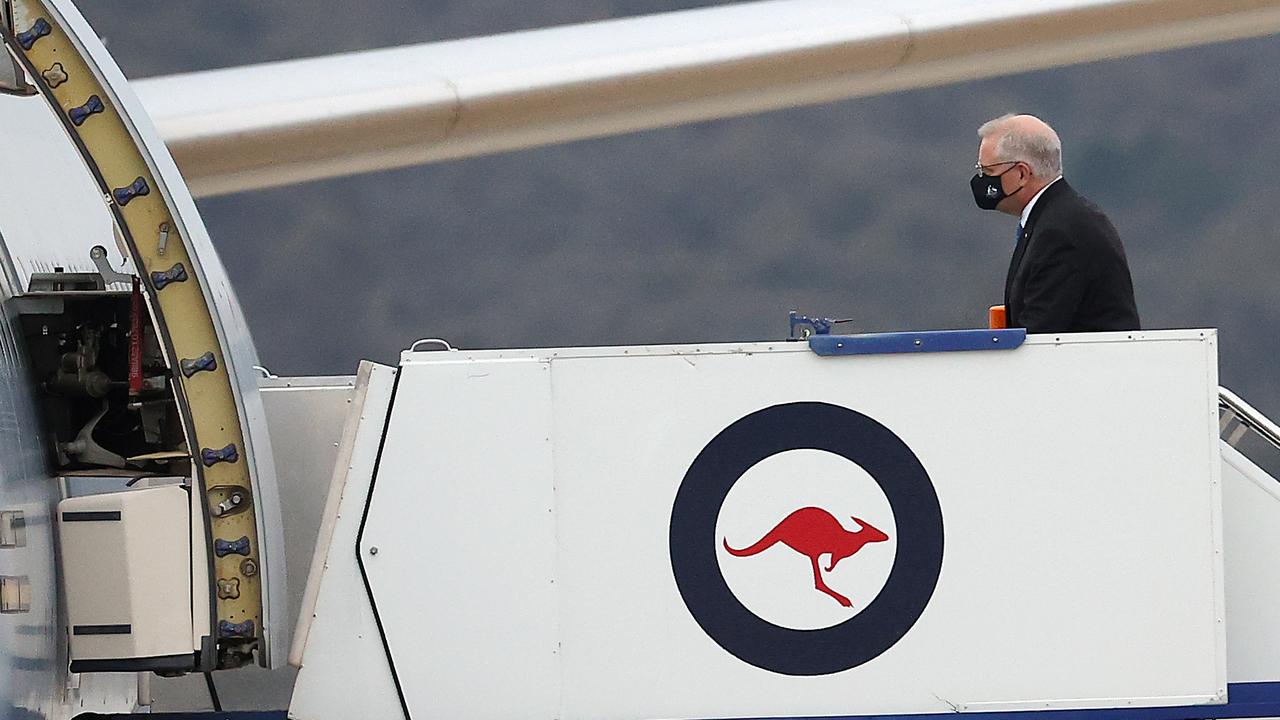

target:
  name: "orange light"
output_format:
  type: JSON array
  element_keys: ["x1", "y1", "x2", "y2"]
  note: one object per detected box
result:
[{"x1": 988, "y1": 305, "x2": 1007, "y2": 329}]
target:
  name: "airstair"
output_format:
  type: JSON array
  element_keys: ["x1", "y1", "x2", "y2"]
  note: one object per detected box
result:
[{"x1": 276, "y1": 328, "x2": 1280, "y2": 720}]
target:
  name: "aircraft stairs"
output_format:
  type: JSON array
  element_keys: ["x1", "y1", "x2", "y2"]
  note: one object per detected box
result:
[{"x1": 273, "y1": 330, "x2": 1280, "y2": 720}]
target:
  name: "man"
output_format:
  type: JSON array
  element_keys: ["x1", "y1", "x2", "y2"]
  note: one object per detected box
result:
[{"x1": 971, "y1": 114, "x2": 1140, "y2": 333}]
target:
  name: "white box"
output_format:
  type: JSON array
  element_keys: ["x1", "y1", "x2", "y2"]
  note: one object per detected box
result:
[{"x1": 58, "y1": 485, "x2": 196, "y2": 673}]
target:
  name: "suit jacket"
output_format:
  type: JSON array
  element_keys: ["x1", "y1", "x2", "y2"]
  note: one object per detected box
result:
[{"x1": 1005, "y1": 180, "x2": 1140, "y2": 334}]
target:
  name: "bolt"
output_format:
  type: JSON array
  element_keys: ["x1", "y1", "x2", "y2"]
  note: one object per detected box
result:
[{"x1": 369, "y1": 546, "x2": 379, "y2": 556}]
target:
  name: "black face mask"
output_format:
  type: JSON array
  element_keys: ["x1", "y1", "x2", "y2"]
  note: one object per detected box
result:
[{"x1": 970, "y1": 165, "x2": 1023, "y2": 210}]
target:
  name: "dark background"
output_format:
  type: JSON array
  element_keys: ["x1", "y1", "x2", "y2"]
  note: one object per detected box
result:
[
  {"x1": 76, "y1": 2, "x2": 1280, "y2": 416},
  {"x1": 64, "y1": 2, "x2": 1280, "y2": 710}
]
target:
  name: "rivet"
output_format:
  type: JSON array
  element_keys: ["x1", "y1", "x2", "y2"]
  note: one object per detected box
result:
[
  {"x1": 914, "y1": 339, "x2": 922, "y2": 346},
  {"x1": 369, "y1": 546, "x2": 379, "y2": 555}
]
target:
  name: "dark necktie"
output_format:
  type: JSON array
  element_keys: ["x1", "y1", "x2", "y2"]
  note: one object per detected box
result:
[{"x1": 1015, "y1": 223, "x2": 1025, "y2": 246}]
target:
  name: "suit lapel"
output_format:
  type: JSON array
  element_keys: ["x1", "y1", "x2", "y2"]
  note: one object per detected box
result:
[
  {"x1": 1004, "y1": 229, "x2": 1028, "y2": 305},
  {"x1": 1004, "y1": 179, "x2": 1071, "y2": 305}
]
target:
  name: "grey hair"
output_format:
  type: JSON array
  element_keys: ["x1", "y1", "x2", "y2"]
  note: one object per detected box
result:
[{"x1": 977, "y1": 114, "x2": 1063, "y2": 178}]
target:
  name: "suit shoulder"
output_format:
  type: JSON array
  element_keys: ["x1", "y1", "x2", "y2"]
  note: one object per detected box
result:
[{"x1": 1039, "y1": 189, "x2": 1119, "y2": 245}]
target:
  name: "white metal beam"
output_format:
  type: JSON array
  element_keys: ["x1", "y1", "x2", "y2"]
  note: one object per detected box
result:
[{"x1": 131, "y1": 0, "x2": 1280, "y2": 197}]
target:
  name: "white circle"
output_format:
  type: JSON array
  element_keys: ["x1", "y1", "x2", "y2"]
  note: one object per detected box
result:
[{"x1": 715, "y1": 449, "x2": 897, "y2": 630}]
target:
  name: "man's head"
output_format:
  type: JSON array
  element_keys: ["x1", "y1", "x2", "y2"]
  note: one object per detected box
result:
[{"x1": 972, "y1": 114, "x2": 1063, "y2": 216}]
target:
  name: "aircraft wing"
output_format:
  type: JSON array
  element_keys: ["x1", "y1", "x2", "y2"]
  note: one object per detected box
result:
[{"x1": 130, "y1": 0, "x2": 1280, "y2": 197}]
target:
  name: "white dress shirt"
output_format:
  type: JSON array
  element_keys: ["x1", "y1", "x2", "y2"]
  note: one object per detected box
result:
[{"x1": 1019, "y1": 176, "x2": 1064, "y2": 229}]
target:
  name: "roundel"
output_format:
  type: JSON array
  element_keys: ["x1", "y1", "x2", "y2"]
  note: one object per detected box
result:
[{"x1": 669, "y1": 402, "x2": 943, "y2": 676}]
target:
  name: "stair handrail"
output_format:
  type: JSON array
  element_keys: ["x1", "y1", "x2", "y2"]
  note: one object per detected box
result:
[{"x1": 1220, "y1": 386, "x2": 1280, "y2": 452}]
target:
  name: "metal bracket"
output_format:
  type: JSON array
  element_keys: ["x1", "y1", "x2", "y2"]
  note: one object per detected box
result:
[
  {"x1": 89, "y1": 245, "x2": 133, "y2": 286},
  {"x1": 157, "y1": 222, "x2": 170, "y2": 256},
  {"x1": 208, "y1": 484, "x2": 252, "y2": 519},
  {"x1": 788, "y1": 310, "x2": 854, "y2": 340},
  {"x1": 59, "y1": 401, "x2": 127, "y2": 468}
]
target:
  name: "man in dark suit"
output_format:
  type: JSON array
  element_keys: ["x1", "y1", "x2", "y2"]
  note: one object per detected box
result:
[{"x1": 971, "y1": 114, "x2": 1140, "y2": 334}]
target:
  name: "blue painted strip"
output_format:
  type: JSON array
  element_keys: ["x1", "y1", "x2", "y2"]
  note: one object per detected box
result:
[
  {"x1": 748, "y1": 683, "x2": 1280, "y2": 720},
  {"x1": 809, "y1": 329, "x2": 1026, "y2": 356},
  {"x1": 74, "y1": 683, "x2": 1280, "y2": 720},
  {"x1": 1223, "y1": 683, "x2": 1280, "y2": 702}
]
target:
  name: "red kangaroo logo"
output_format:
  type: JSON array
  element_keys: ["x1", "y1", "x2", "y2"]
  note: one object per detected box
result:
[{"x1": 723, "y1": 507, "x2": 890, "y2": 608}]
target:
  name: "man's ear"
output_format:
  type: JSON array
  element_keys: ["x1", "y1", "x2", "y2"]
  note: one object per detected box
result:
[{"x1": 1017, "y1": 163, "x2": 1033, "y2": 189}]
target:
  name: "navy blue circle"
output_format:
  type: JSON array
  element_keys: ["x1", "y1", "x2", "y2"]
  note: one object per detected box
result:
[{"x1": 669, "y1": 401, "x2": 943, "y2": 676}]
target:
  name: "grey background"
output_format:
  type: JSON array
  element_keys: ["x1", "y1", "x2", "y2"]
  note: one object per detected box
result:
[{"x1": 69, "y1": 1, "x2": 1280, "y2": 712}]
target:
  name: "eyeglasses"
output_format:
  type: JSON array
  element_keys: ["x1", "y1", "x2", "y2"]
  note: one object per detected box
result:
[{"x1": 974, "y1": 160, "x2": 1023, "y2": 176}]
